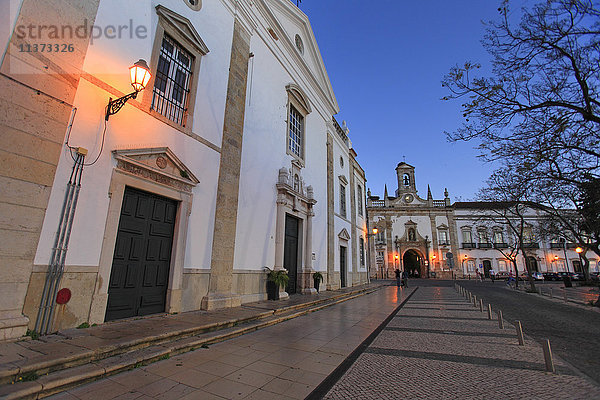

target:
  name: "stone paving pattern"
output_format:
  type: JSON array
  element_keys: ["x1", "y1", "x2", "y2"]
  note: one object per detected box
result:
[
  {"x1": 461, "y1": 280, "x2": 600, "y2": 384},
  {"x1": 324, "y1": 286, "x2": 600, "y2": 400},
  {"x1": 45, "y1": 286, "x2": 409, "y2": 399}
]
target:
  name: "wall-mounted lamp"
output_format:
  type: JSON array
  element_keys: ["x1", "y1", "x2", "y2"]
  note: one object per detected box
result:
[
  {"x1": 372, "y1": 228, "x2": 378, "y2": 235},
  {"x1": 575, "y1": 247, "x2": 583, "y2": 254},
  {"x1": 105, "y1": 59, "x2": 151, "y2": 121}
]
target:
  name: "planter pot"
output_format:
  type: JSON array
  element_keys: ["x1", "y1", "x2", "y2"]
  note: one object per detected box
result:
[
  {"x1": 267, "y1": 281, "x2": 279, "y2": 300},
  {"x1": 314, "y1": 278, "x2": 321, "y2": 293}
]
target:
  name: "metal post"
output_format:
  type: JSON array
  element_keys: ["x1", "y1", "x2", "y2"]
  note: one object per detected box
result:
[
  {"x1": 498, "y1": 310, "x2": 504, "y2": 329},
  {"x1": 543, "y1": 339, "x2": 556, "y2": 373},
  {"x1": 473, "y1": 295, "x2": 477, "y2": 307},
  {"x1": 479, "y1": 299, "x2": 484, "y2": 312},
  {"x1": 516, "y1": 321, "x2": 525, "y2": 345},
  {"x1": 550, "y1": 288, "x2": 553, "y2": 299},
  {"x1": 487, "y1": 304, "x2": 492, "y2": 319}
]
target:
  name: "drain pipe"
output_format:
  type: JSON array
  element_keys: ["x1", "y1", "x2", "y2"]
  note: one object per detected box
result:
[{"x1": 35, "y1": 151, "x2": 86, "y2": 334}]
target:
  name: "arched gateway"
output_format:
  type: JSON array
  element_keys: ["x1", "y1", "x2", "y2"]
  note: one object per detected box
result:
[{"x1": 403, "y1": 249, "x2": 424, "y2": 278}]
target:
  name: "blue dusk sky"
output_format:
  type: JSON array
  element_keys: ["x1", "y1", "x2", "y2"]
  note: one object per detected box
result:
[{"x1": 299, "y1": 0, "x2": 532, "y2": 202}]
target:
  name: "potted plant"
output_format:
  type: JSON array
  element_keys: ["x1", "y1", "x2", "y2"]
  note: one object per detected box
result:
[
  {"x1": 265, "y1": 268, "x2": 289, "y2": 300},
  {"x1": 313, "y1": 271, "x2": 323, "y2": 293}
]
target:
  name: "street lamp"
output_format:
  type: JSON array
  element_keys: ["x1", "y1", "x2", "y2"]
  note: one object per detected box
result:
[
  {"x1": 576, "y1": 247, "x2": 584, "y2": 275},
  {"x1": 462, "y1": 254, "x2": 468, "y2": 278},
  {"x1": 105, "y1": 59, "x2": 152, "y2": 120}
]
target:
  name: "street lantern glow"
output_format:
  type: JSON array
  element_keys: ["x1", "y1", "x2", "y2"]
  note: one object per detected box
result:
[
  {"x1": 464, "y1": 254, "x2": 468, "y2": 259},
  {"x1": 394, "y1": 254, "x2": 399, "y2": 260},
  {"x1": 576, "y1": 247, "x2": 583, "y2": 254},
  {"x1": 554, "y1": 255, "x2": 559, "y2": 261},
  {"x1": 106, "y1": 59, "x2": 152, "y2": 121},
  {"x1": 372, "y1": 228, "x2": 378, "y2": 235},
  {"x1": 129, "y1": 59, "x2": 152, "y2": 92}
]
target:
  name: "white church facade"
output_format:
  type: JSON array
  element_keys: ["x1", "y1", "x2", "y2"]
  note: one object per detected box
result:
[{"x1": 0, "y1": 0, "x2": 367, "y2": 339}]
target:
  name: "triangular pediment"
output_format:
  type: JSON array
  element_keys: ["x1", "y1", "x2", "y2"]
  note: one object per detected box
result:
[
  {"x1": 257, "y1": 0, "x2": 338, "y2": 115},
  {"x1": 338, "y1": 228, "x2": 351, "y2": 241},
  {"x1": 113, "y1": 147, "x2": 199, "y2": 186},
  {"x1": 156, "y1": 5, "x2": 209, "y2": 55}
]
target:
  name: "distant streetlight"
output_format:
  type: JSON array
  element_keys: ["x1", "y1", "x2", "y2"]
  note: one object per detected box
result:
[{"x1": 576, "y1": 247, "x2": 584, "y2": 274}]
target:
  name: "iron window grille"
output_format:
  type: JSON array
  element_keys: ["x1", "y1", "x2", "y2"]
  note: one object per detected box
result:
[
  {"x1": 152, "y1": 35, "x2": 194, "y2": 126},
  {"x1": 288, "y1": 105, "x2": 304, "y2": 159},
  {"x1": 359, "y1": 238, "x2": 365, "y2": 266},
  {"x1": 340, "y1": 183, "x2": 346, "y2": 218},
  {"x1": 357, "y1": 186, "x2": 363, "y2": 216}
]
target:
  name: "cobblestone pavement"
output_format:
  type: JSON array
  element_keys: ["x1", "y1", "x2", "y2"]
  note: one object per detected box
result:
[
  {"x1": 322, "y1": 286, "x2": 600, "y2": 400},
  {"x1": 460, "y1": 280, "x2": 600, "y2": 385},
  {"x1": 516, "y1": 281, "x2": 599, "y2": 305},
  {"x1": 47, "y1": 285, "x2": 410, "y2": 400}
]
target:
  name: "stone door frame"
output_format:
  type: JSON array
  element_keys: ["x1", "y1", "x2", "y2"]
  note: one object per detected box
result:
[{"x1": 88, "y1": 148, "x2": 197, "y2": 324}]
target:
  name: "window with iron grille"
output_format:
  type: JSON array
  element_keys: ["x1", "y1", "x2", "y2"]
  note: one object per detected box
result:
[
  {"x1": 288, "y1": 105, "x2": 304, "y2": 159},
  {"x1": 359, "y1": 238, "x2": 365, "y2": 266},
  {"x1": 340, "y1": 183, "x2": 346, "y2": 218},
  {"x1": 357, "y1": 185, "x2": 363, "y2": 216},
  {"x1": 152, "y1": 34, "x2": 194, "y2": 126}
]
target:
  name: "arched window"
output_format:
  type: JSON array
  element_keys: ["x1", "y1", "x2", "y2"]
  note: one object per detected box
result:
[{"x1": 403, "y1": 173, "x2": 410, "y2": 186}]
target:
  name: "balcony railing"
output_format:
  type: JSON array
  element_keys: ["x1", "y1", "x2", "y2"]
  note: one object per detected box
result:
[
  {"x1": 432, "y1": 200, "x2": 446, "y2": 207},
  {"x1": 438, "y1": 241, "x2": 451, "y2": 247},
  {"x1": 478, "y1": 243, "x2": 493, "y2": 249},
  {"x1": 371, "y1": 200, "x2": 385, "y2": 207},
  {"x1": 493, "y1": 243, "x2": 509, "y2": 249},
  {"x1": 550, "y1": 243, "x2": 564, "y2": 249},
  {"x1": 522, "y1": 242, "x2": 539, "y2": 249},
  {"x1": 462, "y1": 243, "x2": 477, "y2": 249}
]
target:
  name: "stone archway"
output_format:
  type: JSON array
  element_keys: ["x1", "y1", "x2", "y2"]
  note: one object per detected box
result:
[{"x1": 403, "y1": 249, "x2": 424, "y2": 278}]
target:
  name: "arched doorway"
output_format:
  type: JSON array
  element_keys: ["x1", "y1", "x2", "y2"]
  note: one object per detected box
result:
[
  {"x1": 403, "y1": 250, "x2": 423, "y2": 278},
  {"x1": 483, "y1": 260, "x2": 492, "y2": 278},
  {"x1": 526, "y1": 256, "x2": 539, "y2": 273}
]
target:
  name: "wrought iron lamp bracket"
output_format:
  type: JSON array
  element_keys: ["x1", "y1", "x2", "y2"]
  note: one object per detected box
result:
[{"x1": 105, "y1": 91, "x2": 139, "y2": 121}]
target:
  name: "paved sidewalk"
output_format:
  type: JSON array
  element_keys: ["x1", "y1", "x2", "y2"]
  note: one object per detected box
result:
[
  {"x1": 45, "y1": 284, "x2": 411, "y2": 399},
  {"x1": 322, "y1": 286, "x2": 600, "y2": 400},
  {"x1": 0, "y1": 283, "x2": 383, "y2": 398}
]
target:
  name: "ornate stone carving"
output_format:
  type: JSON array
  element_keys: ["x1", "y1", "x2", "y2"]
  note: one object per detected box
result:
[{"x1": 113, "y1": 147, "x2": 199, "y2": 192}]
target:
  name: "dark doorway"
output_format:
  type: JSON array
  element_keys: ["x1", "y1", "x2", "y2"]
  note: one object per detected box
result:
[
  {"x1": 572, "y1": 260, "x2": 582, "y2": 273},
  {"x1": 403, "y1": 250, "x2": 422, "y2": 278},
  {"x1": 340, "y1": 246, "x2": 347, "y2": 287},
  {"x1": 106, "y1": 187, "x2": 177, "y2": 322},
  {"x1": 483, "y1": 260, "x2": 492, "y2": 278},
  {"x1": 284, "y1": 214, "x2": 299, "y2": 294},
  {"x1": 526, "y1": 256, "x2": 539, "y2": 273}
]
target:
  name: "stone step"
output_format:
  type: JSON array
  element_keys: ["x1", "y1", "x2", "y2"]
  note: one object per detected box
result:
[{"x1": 0, "y1": 286, "x2": 379, "y2": 399}]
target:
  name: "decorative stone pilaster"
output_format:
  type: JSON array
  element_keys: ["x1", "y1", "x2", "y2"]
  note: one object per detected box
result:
[
  {"x1": 300, "y1": 206, "x2": 316, "y2": 295},
  {"x1": 201, "y1": 19, "x2": 250, "y2": 311},
  {"x1": 275, "y1": 162, "x2": 317, "y2": 297}
]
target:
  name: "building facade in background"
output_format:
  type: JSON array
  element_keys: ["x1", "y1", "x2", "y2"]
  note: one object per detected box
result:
[
  {"x1": 367, "y1": 163, "x2": 598, "y2": 280},
  {"x1": 0, "y1": 0, "x2": 368, "y2": 340}
]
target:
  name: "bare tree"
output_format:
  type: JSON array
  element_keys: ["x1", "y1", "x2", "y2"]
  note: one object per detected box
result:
[
  {"x1": 476, "y1": 169, "x2": 546, "y2": 290},
  {"x1": 442, "y1": 0, "x2": 600, "y2": 262}
]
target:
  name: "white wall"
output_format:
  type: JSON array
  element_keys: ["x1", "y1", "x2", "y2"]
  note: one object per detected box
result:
[{"x1": 33, "y1": 0, "x2": 233, "y2": 269}]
